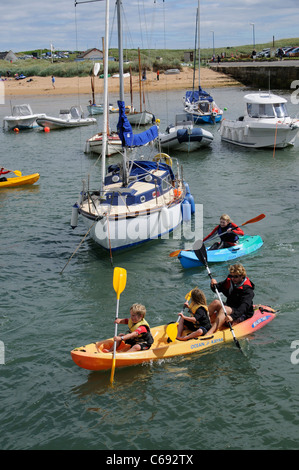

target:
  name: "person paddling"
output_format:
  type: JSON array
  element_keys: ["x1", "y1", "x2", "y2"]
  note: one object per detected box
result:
[
  {"x1": 0, "y1": 167, "x2": 10, "y2": 181},
  {"x1": 203, "y1": 214, "x2": 244, "y2": 250},
  {"x1": 104, "y1": 303, "x2": 153, "y2": 353},
  {"x1": 206, "y1": 263, "x2": 255, "y2": 335}
]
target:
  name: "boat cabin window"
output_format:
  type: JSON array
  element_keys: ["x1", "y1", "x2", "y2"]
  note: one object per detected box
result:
[
  {"x1": 198, "y1": 101, "x2": 210, "y2": 113},
  {"x1": 247, "y1": 103, "x2": 275, "y2": 118},
  {"x1": 273, "y1": 103, "x2": 289, "y2": 118},
  {"x1": 247, "y1": 102, "x2": 289, "y2": 119}
]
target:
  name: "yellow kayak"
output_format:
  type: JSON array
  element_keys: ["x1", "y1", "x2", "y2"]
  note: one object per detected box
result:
[
  {"x1": 71, "y1": 305, "x2": 276, "y2": 371},
  {"x1": 0, "y1": 173, "x2": 40, "y2": 188}
]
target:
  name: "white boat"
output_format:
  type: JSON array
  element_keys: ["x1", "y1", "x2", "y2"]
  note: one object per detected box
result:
[
  {"x1": 219, "y1": 92, "x2": 299, "y2": 148},
  {"x1": 126, "y1": 109, "x2": 155, "y2": 126},
  {"x1": 87, "y1": 103, "x2": 104, "y2": 115},
  {"x1": 71, "y1": 0, "x2": 195, "y2": 252},
  {"x1": 126, "y1": 48, "x2": 155, "y2": 127},
  {"x1": 84, "y1": 131, "x2": 122, "y2": 157},
  {"x1": 157, "y1": 113, "x2": 213, "y2": 152},
  {"x1": 87, "y1": 63, "x2": 104, "y2": 115},
  {"x1": 183, "y1": 0, "x2": 223, "y2": 124},
  {"x1": 3, "y1": 104, "x2": 46, "y2": 130},
  {"x1": 36, "y1": 106, "x2": 96, "y2": 129}
]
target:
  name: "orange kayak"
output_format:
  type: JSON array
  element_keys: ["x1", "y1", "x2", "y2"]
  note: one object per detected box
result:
[
  {"x1": 0, "y1": 173, "x2": 40, "y2": 188},
  {"x1": 71, "y1": 305, "x2": 276, "y2": 371}
]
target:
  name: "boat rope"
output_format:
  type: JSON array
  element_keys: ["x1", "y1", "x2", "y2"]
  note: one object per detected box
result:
[
  {"x1": 272, "y1": 121, "x2": 278, "y2": 159},
  {"x1": 60, "y1": 219, "x2": 97, "y2": 275}
]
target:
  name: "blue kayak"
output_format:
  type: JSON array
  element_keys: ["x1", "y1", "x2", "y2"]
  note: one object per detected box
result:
[{"x1": 178, "y1": 235, "x2": 263, "y2": 269}]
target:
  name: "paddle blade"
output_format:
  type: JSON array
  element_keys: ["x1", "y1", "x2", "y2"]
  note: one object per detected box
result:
[
  {"x1": 193, "y1": 239, "x2": 208, "y2": 266},
  {"x1": 13, "y1": 170, "x2": 22, "y2": 177},
  {"x1": 169, "y1": 249, "x2": 182, "y2": 257},
  {"x1": 113, "y1": 267, "x2": 127, "y2": 299},
  {"x1": 241, "y1": 213, "x2": 266, "y2": 226},
  {"x1": 166, "y1": 322, "x2": 179, "y2": 342},
  {"x1": 110, "y1": 357, "x2": 116, "y2": 385}
]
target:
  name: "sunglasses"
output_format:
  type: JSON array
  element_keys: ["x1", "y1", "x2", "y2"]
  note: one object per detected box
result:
[{"x1": 230, "y1": 274, "x2": 241, "y2": 278}]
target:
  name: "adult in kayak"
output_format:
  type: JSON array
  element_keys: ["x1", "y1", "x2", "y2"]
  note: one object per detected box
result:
[
  {"x1": 0, "y1": 167, "x2": 10, "y2": 181},
  {"x1": 176, "y1": 288, "x2": 212, "y2": 340},
  {"x1": 203, "y1": 214, "x2": 244, "y2": 250},
  {"x1": 103, "y1": 303, "x2": 154, "y2": 353},
  {"x1": 206, "y1": 263, "x2": 255, "y2": 335}
]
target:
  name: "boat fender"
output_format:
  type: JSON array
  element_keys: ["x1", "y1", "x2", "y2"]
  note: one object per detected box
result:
[
  {"x1": 181, "y1": 199, "x2": 191, "y2": 221},
  {"x1": 185, "y1": 192, "x2": 195, "y2": 214},
  {"x1": 184, "y1": 182, "x2": 190, "y2": 194},
  {"x1": 71, "y1": 203, "x2": 79, "y2": 229}
]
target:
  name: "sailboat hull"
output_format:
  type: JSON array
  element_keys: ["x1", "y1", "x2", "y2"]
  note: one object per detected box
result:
[
  {"x1": 127, "y1": 110, "x2": 154, "y2": 126},
  {"x1": 80, "y1": 201, "x2": 184, "y2": 251}
]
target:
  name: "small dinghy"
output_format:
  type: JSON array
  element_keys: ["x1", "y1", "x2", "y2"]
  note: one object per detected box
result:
[{"x1": 36, "y1": 106, "x2": 96, "y2": 130}]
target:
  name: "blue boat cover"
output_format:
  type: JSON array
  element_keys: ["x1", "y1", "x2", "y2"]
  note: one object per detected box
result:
[
  {"x1": 117, "y1": 100, "x2": 158, "y2": 147},
  {"x1": 185, "y1": 86, "x2": 213, "y2": 103},
  {"x1": 177, "y1": 128, "x2": 203, "y2": 143}
]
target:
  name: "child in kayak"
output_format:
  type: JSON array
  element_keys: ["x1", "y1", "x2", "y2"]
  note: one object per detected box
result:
[
  {"x1": 203, "y1": 214, "x2": 244, "y2": 250},
  {"x1": 176, "y1": 288, "x2": 211, "y2": 340},
  {"x1": 104, "y1": 303, "x2": 154, "y2": 353},
  {"x1": 206, "y1": 263, "x2": 255, "y2": 335}
]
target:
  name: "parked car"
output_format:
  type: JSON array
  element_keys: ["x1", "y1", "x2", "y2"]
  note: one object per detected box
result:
[
  {"x1": 284, "y1": 47, "x2": 297, "y2": 56},
  {"x1": 257, "y1": 48, "x2": 270, "y2": 58},
  {"x1": 288, "y1": 47, "x2": 299, "y2": 57}
]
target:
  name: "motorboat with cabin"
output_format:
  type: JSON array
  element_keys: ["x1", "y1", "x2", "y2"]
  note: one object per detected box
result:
[
  {"x1": 219, "y1": 92, "x2": 299, "y2": 148},
  {"x1": 3, "y1": 104, "x2": 46, "y2": 130}
]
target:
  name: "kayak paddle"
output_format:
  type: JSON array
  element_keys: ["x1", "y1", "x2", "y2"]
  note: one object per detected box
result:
[
  {"x1": 207, "y1": 213, "x2": 266, "y2": 241},
  {"x1": 110, "y1": 267, "x2": 127, "y2": 385},
  {"x1": 193, "y1": 239, "x2": 243, "y2": 354},
  {"x1": 166, "y1": 289, "x2": 193, "y2": 342},
  {"x1": 1, "y1": 167, "x2": 22, "y2": 177},
  {"x1": 169, "y1": 213, "x2": 266, "y2": 257}
]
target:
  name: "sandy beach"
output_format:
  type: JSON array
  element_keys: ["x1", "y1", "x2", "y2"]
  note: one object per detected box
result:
[{"x1": 3, "y1": 66, "x2": 241, "y2": 97}]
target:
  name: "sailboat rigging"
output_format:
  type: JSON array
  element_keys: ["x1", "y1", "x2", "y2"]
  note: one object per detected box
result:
[
  {"x1": 72, "y1": 0, "x2": 195, "y2": 252},
  {"x1": 183, "y1": 0, "x2": 223, "y2": 124}
]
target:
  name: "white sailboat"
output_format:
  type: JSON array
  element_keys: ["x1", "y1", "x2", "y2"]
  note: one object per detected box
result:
[
  {"x1": 183, "y1": 0, "x2": 223, "y2": 124},
  {"x1": 87, "y1": 62, "x2": 104, "y2": 115},
  {"x1": 126, "y1": 48, "x2": 155, "y2": 126},
  {"x1": 72, "y1": 0, "x2": 195, "y2": 252}
]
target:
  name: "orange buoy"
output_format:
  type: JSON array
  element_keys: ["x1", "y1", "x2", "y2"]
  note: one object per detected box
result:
[
  {"x1": 14, "y1": 128, "x2": 19, "y2": 133},
  {"x1": 44, "y1": 127, "x2": 50, "y2": 133}
]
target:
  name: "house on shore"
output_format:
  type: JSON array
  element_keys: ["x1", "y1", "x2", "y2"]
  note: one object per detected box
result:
[
  {"x1": 0, "y1": 50, "x2": 18, "y2": 62},
  {"x1": 76, "y1": 48, "x2": 103, "y2": 61}
]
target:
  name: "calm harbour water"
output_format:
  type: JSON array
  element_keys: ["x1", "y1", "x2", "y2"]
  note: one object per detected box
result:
[{"x1": 0, "y1": 85, "x2": 299, "y2": 451}]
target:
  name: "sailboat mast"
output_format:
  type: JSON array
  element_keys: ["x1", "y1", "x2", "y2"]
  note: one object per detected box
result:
[
  {"x1": 101, "y1": 0, "x2": 110, "y2": 187},
  {"x1": 117, "y1": 0, "x2": 124, "y2": 101},
  {"x1": 198, "y1": 0, "x2": 201, "y2": 88},
  {"x1": 116, "y1": 0, "x2": 128, "y2": 186}
]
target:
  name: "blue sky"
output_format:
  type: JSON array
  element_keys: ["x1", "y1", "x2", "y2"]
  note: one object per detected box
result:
[{"x1": 0, "y1": 0, "x2": 298, "y2": 53}]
